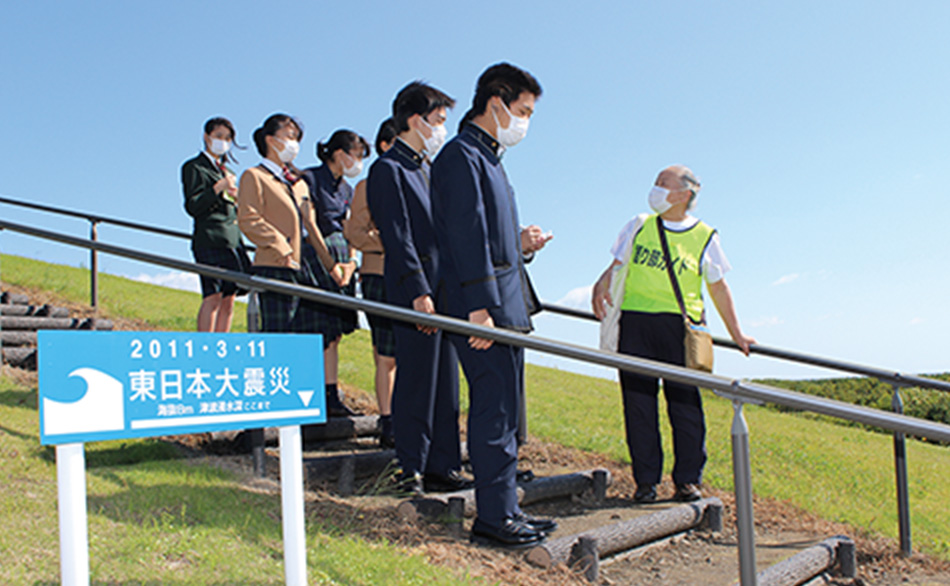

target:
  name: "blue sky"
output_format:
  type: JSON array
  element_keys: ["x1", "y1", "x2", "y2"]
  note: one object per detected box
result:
[{"x1": 2, "y1": 1, "x2": 948, "y2": 381}]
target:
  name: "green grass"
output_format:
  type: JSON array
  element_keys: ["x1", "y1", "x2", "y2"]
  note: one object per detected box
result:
[
  {"x1": 0, "y1": 253, "x2": 247, "y2": 332},
  {"x1": 525, "y1": 364, "x2": 950, "y2": 558},
  {"x1": 3, "y1": 251, "x2": 950, "y2": 576},
  {"x1": 0, "y1": 376, "x2": 473, "y2": 585}
]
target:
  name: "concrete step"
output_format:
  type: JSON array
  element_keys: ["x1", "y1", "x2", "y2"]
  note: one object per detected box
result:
[
  {"x1": 0, "y1": 316, "x2": 113, "y2": 331},
  {"x1": 0, "y1": 303, "x2": 70, "y2": 317},
  {"x1": 0, "y1": 292, "x2": 29, "y2": 305},
  {"x1": 0, "y1": 331, "x2": 37, "y2": 346}
]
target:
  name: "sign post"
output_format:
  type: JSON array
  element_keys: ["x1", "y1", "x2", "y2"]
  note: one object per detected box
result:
[{"x1": 39, "y1": 331, "x2": 325, "y2": 585}]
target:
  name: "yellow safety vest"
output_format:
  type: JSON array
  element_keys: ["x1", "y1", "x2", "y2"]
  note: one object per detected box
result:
[{"x1": 621, "y1": 215, "x2": 715, "y2": 323}]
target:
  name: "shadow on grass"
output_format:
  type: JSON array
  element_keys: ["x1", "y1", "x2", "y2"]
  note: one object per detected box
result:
[
  {"x1": 0, "y1": 388, "x2": 37, "y2": 409},
  {"x1": 86, "y1": 481, "x2": 284, "y2": 545}
]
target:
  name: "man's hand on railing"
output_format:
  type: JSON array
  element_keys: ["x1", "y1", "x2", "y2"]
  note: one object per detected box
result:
[
  {"x1": 468, "y1": 308, "x2": 495, "y2": 350},
  {"x1": 412, "y1": 294, "x2": 437, "y2": 335}
]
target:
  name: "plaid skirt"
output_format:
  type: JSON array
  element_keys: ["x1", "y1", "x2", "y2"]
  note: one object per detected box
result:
[
  {"x1": 250, "y1": 265, "x2": 305, "y2": 333},
  {"x1": 296, "y1": 231, "x2": 358, "y2": 345},
  {"x1": 192, "y1": 245, "x2": 251, "y2": 298},
  {"x1": 360, "y1": 274, "x2": 395, "y2": 357}
]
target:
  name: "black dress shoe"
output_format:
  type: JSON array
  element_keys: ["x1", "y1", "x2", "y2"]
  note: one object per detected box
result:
[
  {"x1": 674, "y1": 483, "x2": 702, "y2": 502},
  {"x1": 513, "y1": 512, "x2": 558, "y2": 533},
  {"x1": 515, "y1": 469, "x2": 535, "y2": 483},
  {"x1": 634, "y1": 484, "x2": 657, "y2": 503},
  {"x1": 470, "y1": 517, "x2": 546, "y2": 549},
  {"x1": 423, "y1": 469, "x2": 473, "y2": 493}
]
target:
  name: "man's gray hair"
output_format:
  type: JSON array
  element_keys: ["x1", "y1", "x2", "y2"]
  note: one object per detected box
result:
[{"x1": 676, "y1": 166, "x2": 701, "y2": 196}]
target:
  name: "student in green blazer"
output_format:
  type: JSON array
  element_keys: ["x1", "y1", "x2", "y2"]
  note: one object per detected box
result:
[{"x1": 181, "y1": 116, "x2": 249, "y2": 332}]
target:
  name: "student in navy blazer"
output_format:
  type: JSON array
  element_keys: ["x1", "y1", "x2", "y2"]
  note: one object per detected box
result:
[
  {"x1": 430, "y1": 63, "x2": 554, "y2": 548},
  {"x1": 367, "y1": 82, "x2": 468, "y2": 494}
]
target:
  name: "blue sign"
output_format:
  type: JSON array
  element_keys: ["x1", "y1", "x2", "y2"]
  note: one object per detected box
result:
[{"x1": 38, "y1": 331, "x2": 325, "y2": 445}]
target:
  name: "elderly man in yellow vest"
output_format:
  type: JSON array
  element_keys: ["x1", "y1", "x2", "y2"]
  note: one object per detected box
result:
[{"x1": 592, "y1": 165, "x2": 756, "y2": 503}]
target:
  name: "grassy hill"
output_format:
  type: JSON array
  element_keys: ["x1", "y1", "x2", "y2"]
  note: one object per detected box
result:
[{"x1": 2, "y1": 253, "x2": 949, "y2": 583}]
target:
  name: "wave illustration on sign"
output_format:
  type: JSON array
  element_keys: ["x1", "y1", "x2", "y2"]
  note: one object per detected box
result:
[{"x1": 43, "y1": 367, "x2": 125, "y2": 436}]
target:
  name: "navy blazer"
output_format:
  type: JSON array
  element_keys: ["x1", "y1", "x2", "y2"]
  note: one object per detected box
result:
[
  {"x1": 366, "y1": 140, "x2": 438, "y2": 307},
  {"x1": 431, "y1": 124, "x2": 535, "y2": 332},
  {"x1": 302, "y1": 164, "x2": 352, "y2": 236}
]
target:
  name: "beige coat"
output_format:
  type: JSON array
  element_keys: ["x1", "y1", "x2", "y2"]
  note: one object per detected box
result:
[
  {"x1": 237, "y1": 165, "x2": 334, "y2": 270},
  {"x1": 342, "y1": 179, "x2": 384, "y2": 275}
]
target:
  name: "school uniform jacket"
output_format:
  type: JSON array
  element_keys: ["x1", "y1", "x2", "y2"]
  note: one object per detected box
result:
[
  {"x1": 237, "y1": 165, "x2": 335, "y2": 270},
  {"x1": 366, "y1": 139, "x2": 438, "y2": 307},
  {"x1": 181, "y1": 153, "x2": 241, "y2": 249},
  {"x1": 430, "y1": 124, "x2": 538, "y2": 332},
  {"x1": 342, "y1": 180, "x2": 384, "y2": 276}
]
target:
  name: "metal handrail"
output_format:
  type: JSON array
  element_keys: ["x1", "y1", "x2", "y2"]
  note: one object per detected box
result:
[
  {"x1": 2, "y1": 218, "x2": 947, "y2": 442},
  {"x1": 2, "y1": 212, "x2": 947, "y2": 581},
  {"x1": 541, "y1": 302, "x2": 950, "y2": 394},
  {"x1": 0, "y1": 195, "x2": 192, "y2": 240}
]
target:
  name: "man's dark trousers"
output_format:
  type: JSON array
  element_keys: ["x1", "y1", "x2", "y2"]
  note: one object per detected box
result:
[
  {"x1": 392, "y1": 322, "x2": 461, "y2": 477},
  {"x1": 618, "y1": 311, "x2": 707, "y2": 487}
]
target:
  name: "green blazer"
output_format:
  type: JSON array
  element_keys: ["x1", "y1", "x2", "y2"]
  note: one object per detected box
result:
[{"x1": 181, "y1": 152, "x2": 242, "y2": 248}]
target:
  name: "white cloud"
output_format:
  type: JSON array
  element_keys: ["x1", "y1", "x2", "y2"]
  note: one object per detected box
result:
[
  {"x1": 553, "y1": 286, "x2": 592, "y2": 311},
  {"x1": 909, "y1": 317, "x2": 925, "y2": 326},
  {"x1": 132, "y1": 271, "x2": 200, "y2": 293},
  {"x1": 771, "y1": 273, "x2": 799, "y2": 286},
  {"x1": 748, "y1": 316, "x2": 784, "y2": 328}
]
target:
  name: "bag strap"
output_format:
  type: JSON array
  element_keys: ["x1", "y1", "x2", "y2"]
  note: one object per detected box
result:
[{"x1": 655, "y1": 216, "x2": 691, "y2": 321}]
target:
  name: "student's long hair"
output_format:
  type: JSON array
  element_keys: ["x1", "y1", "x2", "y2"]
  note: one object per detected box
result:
[
  {"x1": 374, "y1": 118, "x2": 397, "y2": 156},
  {"x1": 204, "y1": 116, "x2": 245, "y2": 165},
  {"x1": 252, "y1": 113, "x2": 305, "y2": 176},
  {"x1": 316, "y1": 130, "x2": 370, "y2": 165}
]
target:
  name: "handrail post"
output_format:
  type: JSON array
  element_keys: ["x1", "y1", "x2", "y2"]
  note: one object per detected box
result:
[
  {"x1": 89, "y1": 220, "x2": 99, "y2": 308},
  {"x1": 731, "y1": 397, "x2": 758, "y2": 586},
  {"x1": 246, "y1": 290, "x2": 265, "y2": 477},
  {"x1": 891, "y1": 384, "x2": 912, "y2": 556},
  {"x1": 247, "y1": 290, "x2": 261, "y2": 334}
]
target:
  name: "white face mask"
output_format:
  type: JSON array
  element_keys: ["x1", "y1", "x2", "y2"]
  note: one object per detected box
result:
[
  {"x1": 209, "y1": 138, "x2": 231, "y2": 156},
  {"x1": 342, "y1": 154, "x2": 363, "y2": 178},
  {"x1": 418, "y1": 117, "x2": 448, "y2": 157},
  {"x1": 493, "y1": 99, "x2": 530, "y2": 147},
  {"x1": 277, "y1": 138, "x2": 299, "y2": 163},
  {"x1": 648, "y1": 185, "x2": 672, "y2": 214}
]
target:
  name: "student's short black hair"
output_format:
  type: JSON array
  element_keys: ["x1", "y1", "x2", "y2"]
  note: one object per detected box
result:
[
  {"x1": 374, "y1": 118, "x2": 397, "y2": 156},
  {"x1": 458, "y1": 62, "x2": 542, "y2": 131},
  {"x1": 391, "y1": 81, "x2": 456, "y2": 134},
  {"x1": 316, "y1": 129, "x2": 370, "y2": 163}
]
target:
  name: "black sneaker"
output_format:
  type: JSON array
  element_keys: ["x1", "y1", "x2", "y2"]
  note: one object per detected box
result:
[
  {"x1": 423, "y1": 469, "x2": 473, "y2": 493},
  {"x1": 470, "y1": 517, "x2": 546, "y2": 549},
  {"x1": 674, "y1": 483, "x2": 702, "y2": 502},
  {"x1": 390, "y1": 471, "x2": 423, "y2": 496},
  {"x1": 633, "y1": 484, "x2": 657, "y2": 503},
  {"x1": 326, "y1": 391, "x2": 355, "y2": 417}
]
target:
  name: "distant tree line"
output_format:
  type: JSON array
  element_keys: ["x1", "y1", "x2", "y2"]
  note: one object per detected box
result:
[{"x1": 752, "y1": 374, "x2": 950, "y2": 444}]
